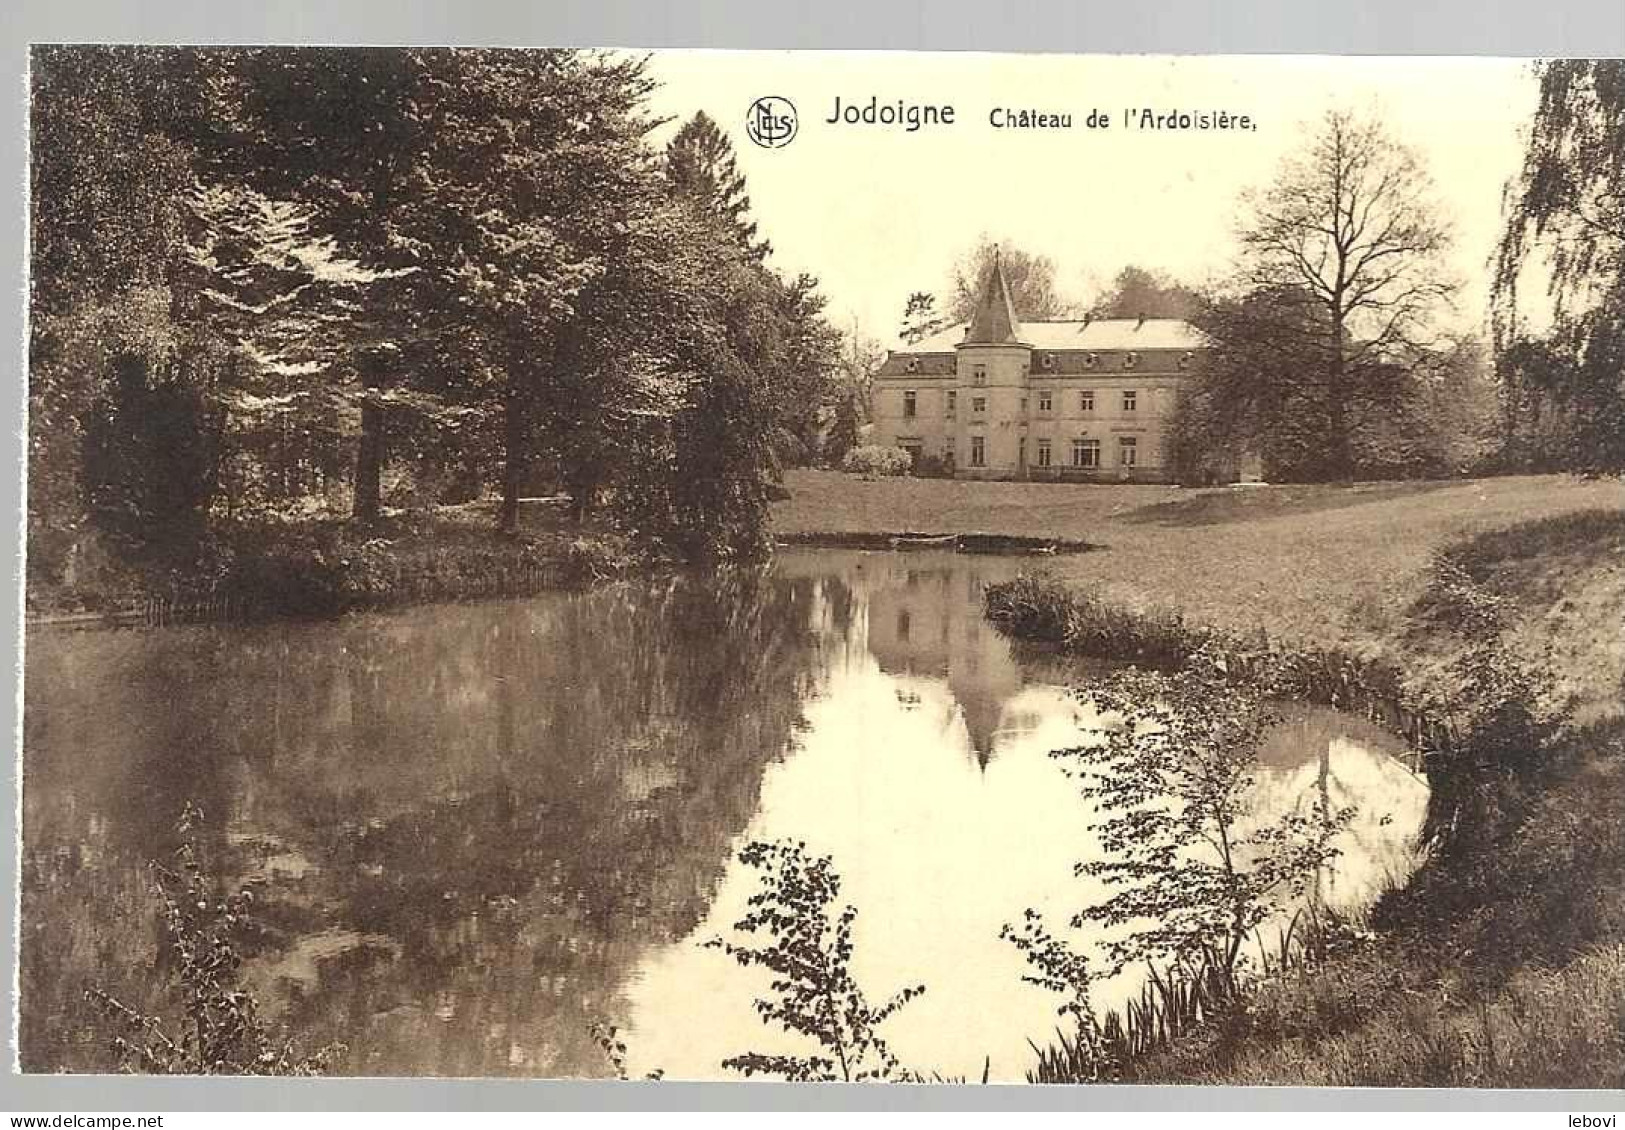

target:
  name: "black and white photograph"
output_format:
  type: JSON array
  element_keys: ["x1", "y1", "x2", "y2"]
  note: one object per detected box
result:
[{"x1": 14, "y1": 45, "x2": 1625, "y2": 1090}]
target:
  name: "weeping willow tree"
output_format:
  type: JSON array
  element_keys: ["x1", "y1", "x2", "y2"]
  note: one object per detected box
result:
[{"x1": 1494, "y1": 60, "x2": 1625, "y2": 475}]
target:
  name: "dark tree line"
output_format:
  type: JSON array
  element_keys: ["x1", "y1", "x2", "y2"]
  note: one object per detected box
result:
[
  {"x1": 1494, "y1": 60, "x2": 1625, "y2": 477},
  {"x1": 29, "y1": 47, "x2": 850, "y2": 571}
]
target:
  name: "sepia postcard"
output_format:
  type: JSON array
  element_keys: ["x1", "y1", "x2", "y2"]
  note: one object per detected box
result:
[{"x1": 15, "y1": 44, "x2": 1625, "y2": 1094}]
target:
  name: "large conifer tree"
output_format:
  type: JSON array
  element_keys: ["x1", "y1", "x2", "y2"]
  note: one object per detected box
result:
[{"x1": 665, "y1": 110, "x2": 768, "y2": 259}]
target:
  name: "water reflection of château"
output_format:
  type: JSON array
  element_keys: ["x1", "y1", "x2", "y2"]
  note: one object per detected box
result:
[{"x1": 796, "y1": 550, "x2": 1033, "y2": 769}]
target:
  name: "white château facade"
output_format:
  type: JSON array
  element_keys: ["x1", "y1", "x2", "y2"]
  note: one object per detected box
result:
[{"x1": 872, "y1": 256, "x2": 1208, "y2": 483}]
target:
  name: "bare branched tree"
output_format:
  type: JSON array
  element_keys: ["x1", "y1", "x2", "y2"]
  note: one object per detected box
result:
[
  {"x1": 1237, "y1": 109, "x2": 1456, "y2": 479},
  {"x1": 947, "y1": 235, "x2": 1074, "y2": 323}
]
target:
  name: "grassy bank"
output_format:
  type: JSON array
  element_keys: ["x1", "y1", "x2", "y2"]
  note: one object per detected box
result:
[
  {"x1": 959, "y1": 495, "x2": 1624, "y2": 1084},
  {"x1": 1113, "y1": 707, "x2": 1625, "y2": 1087},
  {"x1": 26, "y1": 500, "x2": 643, "y2": 624},
  {"x1": 775, "y1": 469, "x2": 1625, "y2": 1085}
]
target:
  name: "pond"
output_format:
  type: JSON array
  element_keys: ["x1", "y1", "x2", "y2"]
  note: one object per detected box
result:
[{"x1": 19, "y1": 548, "x2": 1428, "y2": 1081}]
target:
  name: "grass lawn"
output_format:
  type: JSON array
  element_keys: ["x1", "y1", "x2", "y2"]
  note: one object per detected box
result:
[{"x1": 774, "y1": 470, "x2": 1625, "y2": 665}]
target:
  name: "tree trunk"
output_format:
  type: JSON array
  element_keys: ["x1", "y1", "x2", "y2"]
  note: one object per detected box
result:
[
  {"x1": 354, "y1": 354, "x2": 386, "y2": 522},
  {"x1": 499, "y1": 385, "x2": 525, "y2": 534},
  {"x1": 1327, "y1": 322, "x2": 1353, "y2": 482}
]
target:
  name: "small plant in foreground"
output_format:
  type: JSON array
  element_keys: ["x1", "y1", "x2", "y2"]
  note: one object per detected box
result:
[
  {"x1": 85, "y1": 802, "x2": 336, "y2": 1075},
  {"x1": 1069, "y1": 665, "x2": 1354, "y2": 982},
  {"x1": 1008, "y1": 664, "x2": 1355, "y2": 1078},
  {"x1": 589, "y1": 1022, "x2": 664, "y2": 1081},
  {"x1": 707, "y1": 839, "x2": 925, "y2": 1081}
]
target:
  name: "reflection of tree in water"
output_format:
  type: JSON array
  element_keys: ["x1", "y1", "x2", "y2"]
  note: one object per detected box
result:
[
  {"x1": 21, "y1": 627, "x2": 276, "y2": 1071},
  {"x1": 21, "y1": 571, "x2": 853, "y2": 1076},
  {"x1": 1247, "y1": 705, "x2": 1428, "y2": 915}
]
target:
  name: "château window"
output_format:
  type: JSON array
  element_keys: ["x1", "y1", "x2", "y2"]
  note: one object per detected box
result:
[
  {"x1": 1119, "y1": 436, "x2": 1139, "y2": 467},
  {"x1": 1122, "y1": 390, "x2": 1137, "y2": 413},
  {"x1": 1036, "y1": 438, "x2": 1052, "y2": 467},
  {"x1": 1038, "y1": 391, "x2": 1053, "y2": 413},
  {"x1": 1079, "y1": 391, "x2": 1095, "y2": 413},
  {"x1": 946, "y1": 390, "x2": 957, "y2": 417},
  {"x1": 972, "y1": 396, "x2": 987, "y2": 415},
  {"x1": 970, "y1": 436, "x2": 986, "y2": 467},
  {"x1": 1072, "y1": 438, "x2": 1100, "y2": 468},
  {"x1": 972, "y1": 364, "x2": 987, "y2": 387},
  {"x1": 903, "y1": 390, "x2": 917, "y2": 418}
]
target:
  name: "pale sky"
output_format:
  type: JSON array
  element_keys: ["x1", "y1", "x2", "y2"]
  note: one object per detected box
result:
[{"x1": 642, "y1": 52, "x2": 1539, "y2": 346}]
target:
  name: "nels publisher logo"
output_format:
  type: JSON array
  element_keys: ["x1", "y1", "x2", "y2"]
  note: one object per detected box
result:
[{"x1": 746, "y1": 96, "x2": 798, "y2": 148}]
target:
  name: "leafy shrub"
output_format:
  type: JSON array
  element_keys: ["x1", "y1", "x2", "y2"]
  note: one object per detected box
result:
[
  {"x1": 841, "y1": 445, "x2": 913, "y2": 479},
  {"x1": 1067, "y1": 667, "x2": 1351, "y2": 979},
  {"x1": 1007, "y1": 666, "x2": 1354, "y2": 1079},
  {"x1": 707, "y1": 839, "x2": 925, "y2": 1081},
  {"x1": 85, "y1": 803, "x2": 336, "y2": 1075},
  {"x1": 1409, "y1": 550, "x2": 1560, "y2": 772}
]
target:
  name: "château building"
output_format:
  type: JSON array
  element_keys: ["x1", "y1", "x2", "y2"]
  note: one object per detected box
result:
[{"x1": 872, "y1": 255, "x2": 1208, "y2": 483}]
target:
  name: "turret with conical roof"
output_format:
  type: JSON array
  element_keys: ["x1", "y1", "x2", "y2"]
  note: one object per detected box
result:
[
  {"x1": 963, "y1": 249, "x2": 1024, "y2": 345},
  {"x1": 953, "y1": 248, "x2": 1034, "y2": 479}
]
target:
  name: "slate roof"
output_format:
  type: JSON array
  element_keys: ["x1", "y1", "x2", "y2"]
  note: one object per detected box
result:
[
  {"x1": 902, "y1": 318, "x2": 1209, "y2": 354},
  {"x1": 963, "y1": 254, "x2": 1023, "y2": 345}
]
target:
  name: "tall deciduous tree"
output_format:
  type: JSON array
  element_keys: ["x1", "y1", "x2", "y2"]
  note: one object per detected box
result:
[
  {"x1": 828, "y1": 328, "x2": 884, "y2": 464},
  {"x1": 28, "y1": 47, "x2": 226, "y2": 553},
  {"x1": 1176, "y1": 284, "x2": 1481, "y2": 484},
  {"x1": 948, "y1": 236, "x2": 1073, "y2": 323},
  {"x1": 1235, "y1": 109, "x2": 1456, "y2": 480},
  {"x1": 1089, "y1": 265, "x2": 1203, "y2": 321},
  {"x1": 1495, "y1": 60, "x2": 1625, "y2": 475},
  {"x1": 1170, "y1": 286, "x2": 1330, "y2": 483}
]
